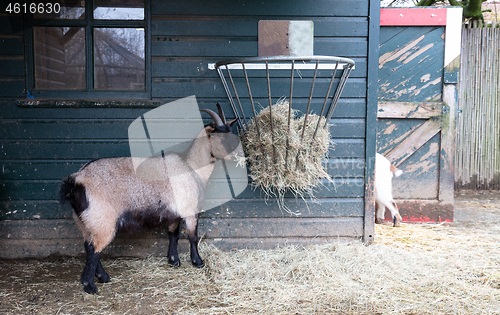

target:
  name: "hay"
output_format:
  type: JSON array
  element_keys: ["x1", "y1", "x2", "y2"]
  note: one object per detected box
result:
[
  {"x1": 2, "y1": 197, "x2": 500, "y2": 314},
  {"x1": 241, "y1": 99, "x2": 332, "y2": 210},
  {"x1": 3, "y1": 221, "x2": 500, "y2": 314}
]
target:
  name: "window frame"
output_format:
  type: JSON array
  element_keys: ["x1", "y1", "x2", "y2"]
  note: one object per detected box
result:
[{"x1": 24, "y1": 0, "x2": 151, "y2": 100}]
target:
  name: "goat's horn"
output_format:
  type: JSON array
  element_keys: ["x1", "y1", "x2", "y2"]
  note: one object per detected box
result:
[
  {"x1": 200, "y1": 108, "x2": 224, "y2": 126},
  {"x1": 216, "y1": 103, "x2": 227, "y2": 124}
]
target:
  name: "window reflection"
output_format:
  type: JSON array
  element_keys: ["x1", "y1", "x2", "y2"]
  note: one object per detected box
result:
[
  {"x1": 34, "y1": 0, "x2": 85, "y2": 19},
  {"x1": 34, "y1": 27, "x2": 86, "y2": 90},
  {"x1": 94, "y1": 0, "x2": 144, "y2": 20},
  {"x1": 94, "y1": 28, "x2": 145, "y2": 90}
]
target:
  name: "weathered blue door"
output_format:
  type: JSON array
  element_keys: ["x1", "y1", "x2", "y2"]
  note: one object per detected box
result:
[{"x1": 377, "y1": 8, "x2": 462, "y2": 222}]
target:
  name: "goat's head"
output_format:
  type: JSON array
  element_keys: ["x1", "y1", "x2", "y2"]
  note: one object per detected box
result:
[{"x1": 200, "y1": 104, "x2": 241, "y2": 160}]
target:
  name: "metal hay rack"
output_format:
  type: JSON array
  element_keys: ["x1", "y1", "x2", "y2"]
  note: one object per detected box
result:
[{"x1": 212, "y1": 55, "x2": 355, "y2": 171}]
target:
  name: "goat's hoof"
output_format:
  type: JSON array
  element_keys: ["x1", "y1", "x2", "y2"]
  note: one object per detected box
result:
[
  {"x1": 192, "y1": 259, "x2": 204, "y2": 268},
  {"x1": 393, "y1": 214, "x2": 403, "y2": 227},
  {"x1": 375, "y1": 218, "x2": 384, "y2": 224},
  {"x1": 168, "y1": 259, "x2": 181, "y2": 267},
  {"x1": 96, "y1": 272, "x2": 110, "y2": 283},
  {"x1": 82, "y1": 282, "x2": 98, "y2": 294}
]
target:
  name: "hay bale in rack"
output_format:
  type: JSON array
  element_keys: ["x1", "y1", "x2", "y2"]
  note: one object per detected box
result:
[
  {"x1": 214, "y1": 56, "x2": 355, "y2": 212},
  {"x1": 242, "y1": 99, "x2": 332, "y2": 206}
]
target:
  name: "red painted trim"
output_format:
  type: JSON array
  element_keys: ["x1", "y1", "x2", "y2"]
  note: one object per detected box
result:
[{"x1": 380, "y1": 8, "x2": 447, "y2": 26}]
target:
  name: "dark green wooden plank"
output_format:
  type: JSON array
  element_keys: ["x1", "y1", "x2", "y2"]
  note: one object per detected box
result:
[
  {"x1": 0, "y1": 219, "x2": 362, "y2": 258},
  {"x1": 151, "y1": 0, "x2": 369, "y2": 17},
  {"x1": 0, "y1": 238, "x2": 84, "y2": 259},
  {"x1": 0, "y1": 37, "x2": 24, "y2": 55},
  {"x1": 152, "y1": 98, "x2": 367, "y2": 119},
  {"x1": 315, "y1": 37, "x2": 367, "y2": 57},
  {"x1": 0, "y1": 161, "x2": 245, "y2": 181},
  {"x1": 152, "y1": 38, "x2": 367, "y2": 58},
  {"x1": 1, "y1": 97, "x2": 366, "y2": 120},
  {"x1": 326, "y1": 99, "x2": 366, "y2": 118},
  {"x1": 151, "y1": 39, "x2": 257, "y2": 57},
  {"x1": 0, "y1": 197, "x2": 364, "y2": 220},
  {"x1": 0, "y1": 119, "x2": 203, "y2": 140},
  {"x1": 1, "y1": 101, "x2": 153, "y2": 119},
  {"x1": 0, "y1": 138, "x2": 364, "y2": 160},
  {"x1": 0, "y1": 201, "x2": 71, "y2": 220},
  {"x1": 0, "y1": 217, "x2": 363, "y2": 241},
  {"x1": 202, "y1": 197, "x2": 364, "y2": 218},
  {"x1": 2, "y1": 97, "x2": 366, "y2": 120},
  {"x1": 152, "y1": 78, "x2": 366, "y2": 98},
  {"x1": 329, "y1": 139, "x2": 365, "y2": 158},
  {"x1": 0, "y1": 159, "x2": 362, "y2": 199},
  {"x1": 198, "y1": 217, "x2": 363, "y2": 238},
  {"x1": 0, "y1": 79, "x2": 24, "y2": 97},
  {"x1": 330, "y1": 119, "x2": 365, "y2": 138},
  {"x1": 17, "y1": 99, "x2": 161, "y2": 108},
  {"x1": 0, "y1": 176, "x2": 364, "y2": 201},
  {"x1": 151, "y1": 17, "x2": 368, "y2": 37},
  {"x1": 0, "y1": 58, "x2": 24, "y2": 76},
  {"x1": 0, "y1": 180, "x2": 60, "y2": 200},
  {"x1": 232, "y1": 178, "x2": 364, "y2": 199},
  {"x1": 326, "y1": 158, "x2": 365, "y2": 178},
  {"x1": 0, "y1": 117, "x2": 364, "y2": 140},
  {"x1": 0, "y1": 140, "x2": 131, "y2": 159},
  {"x1": 0, "y1": 161, "x2": 84, "y2": 180},
  {"x1": 0, "y1": 219, "x2": 78, "y2": 240},
  {"x1": 152, "y1": 19, "x2": 258, "y2": 37},
  {"x1": 0, "y1": 119, "x2": 130, "y2": 139}
]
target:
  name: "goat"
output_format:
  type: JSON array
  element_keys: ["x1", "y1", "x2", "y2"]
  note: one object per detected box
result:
[
  {"x1": 59, "y1": 105, "x2": 238, "y2": 294},
  {"x1": 375, "y1": 153, "x2": 403, "y2": 227}
]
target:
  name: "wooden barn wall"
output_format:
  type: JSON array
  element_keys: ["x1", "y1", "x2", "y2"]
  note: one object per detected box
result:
[{"x1": 0, "y1": 0, "x2": 377, "y2": 258}]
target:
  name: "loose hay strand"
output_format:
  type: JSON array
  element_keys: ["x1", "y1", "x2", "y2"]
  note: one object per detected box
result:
[{"x1": 241, "y1": 99, "x2": 333, "y2": 212}]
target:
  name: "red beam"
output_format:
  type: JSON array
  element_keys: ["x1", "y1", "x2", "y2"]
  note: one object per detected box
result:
[{"x1": 380, "y1": 8, "x2": 448, "y2": 26}]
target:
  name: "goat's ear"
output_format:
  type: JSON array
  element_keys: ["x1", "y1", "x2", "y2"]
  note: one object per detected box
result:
[
  {"x1": 228, "y1": 118, "x2": 238, "y2": 127},
  {"x1": 204, "y1": 125, "x2": 215, "y2": 134}
]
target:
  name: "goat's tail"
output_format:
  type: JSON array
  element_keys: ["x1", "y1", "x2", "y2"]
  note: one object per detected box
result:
[
  {"x1": 389, "y1": 164, "x2": 403, "y2": 177},
  {"x1": 59, "y1": 176, "x2": 89, "y2": 216}
]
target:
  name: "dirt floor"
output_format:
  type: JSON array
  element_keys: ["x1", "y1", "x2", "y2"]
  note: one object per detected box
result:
[{"x1": 0, "y1": 190, "x2": 499, "y2": 314}]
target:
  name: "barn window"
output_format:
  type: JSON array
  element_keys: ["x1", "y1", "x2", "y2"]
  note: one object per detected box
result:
[{"x1": 27, "y1": 0, "x2": 149, "y2": 98}]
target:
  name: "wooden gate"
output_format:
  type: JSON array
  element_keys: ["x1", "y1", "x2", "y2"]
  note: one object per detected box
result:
[{"x1": 377, "y1": 8, "x2": 462, "y2": 222}]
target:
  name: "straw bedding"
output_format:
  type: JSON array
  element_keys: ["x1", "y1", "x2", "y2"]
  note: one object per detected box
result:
[
  {"x1": 240, "y1": 100, "x2": 332, "y2": 210},
  {"x1": 2, "y1": 221, "x2": 500, "y2": 314}
]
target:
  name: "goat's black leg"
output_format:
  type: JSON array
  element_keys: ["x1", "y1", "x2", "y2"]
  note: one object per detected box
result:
[
  {"x1": 81, "y1": 242, "x2": 102, "y2": 294},
  {"x1": 167, "y1": 219, "x2": 181, "y2": 267},
  {"x1": 83, "y1": 241, "x2": 110, "y2": 283},
  {"x1": 95, "y1": 258, "x2": 110, "y2": 283},
  {"x1": 185, "y1": 215, "x2": 204, "y2": 268}
]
